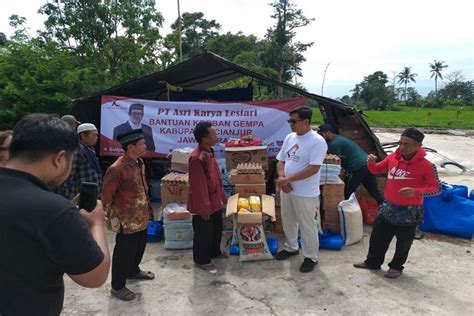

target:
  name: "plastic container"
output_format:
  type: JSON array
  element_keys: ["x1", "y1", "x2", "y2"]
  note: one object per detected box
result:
[{"x1": 146, "y1": 221, "x2": 163, "y2": 242}]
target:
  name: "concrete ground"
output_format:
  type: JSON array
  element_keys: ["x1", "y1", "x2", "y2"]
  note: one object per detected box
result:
[{"x1": 63, "y1": 132, "x2": 474, "y2": 315}]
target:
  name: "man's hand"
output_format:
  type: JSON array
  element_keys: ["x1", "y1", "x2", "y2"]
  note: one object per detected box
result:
[
  {"x1": 367, "y1": 154, "x2": 378, "y2": 165},
  {"x1": 201, "y1": 213, "x2": 210, "y2": 221},
  {"x1": 80, "y1": 200, "x2": 105, "y2": 228},
  {"x1": 280, "y1": 184, "x2": 293, "y2": 193},
  {"x1": 399, "y1": 187, "x2": 416, "y2": 197},
  {"x1": 276, "y1": 176, "x2": 291, "y2": 188}
]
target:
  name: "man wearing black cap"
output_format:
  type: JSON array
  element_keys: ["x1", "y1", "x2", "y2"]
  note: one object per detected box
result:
[
  {"x1": 318, "y1": 123, "x2": 384, "y2": 204},
  {"x1": 102, "y1": 129, "x2": 154, "y2": 301},
  {"x1": 354, "y1": 128, "x2": 440, "y2": 279},
  {"x1": 113, "y1": 103, "x2": 156, "y2": 152}
]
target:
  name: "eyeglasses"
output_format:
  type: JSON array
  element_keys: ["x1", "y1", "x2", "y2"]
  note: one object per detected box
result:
[
  {"x1": 287, "y1": 119, "x2": 303, "y2": 124},
  {"x1": 0, "y1": 147, "x2": 8, "y2": 151},
  {"x1": 130, "y1": 111, "x2": 144, "y2": 115}
]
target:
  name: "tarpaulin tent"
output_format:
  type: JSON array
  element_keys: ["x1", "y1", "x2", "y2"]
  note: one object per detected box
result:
[{"x1": 71, "y1": 52, "x2": 386, "y2": 159}]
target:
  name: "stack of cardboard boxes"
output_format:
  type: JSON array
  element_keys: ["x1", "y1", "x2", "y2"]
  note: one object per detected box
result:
[
  {"x1": 320, "y1": 155, "x2": 345, "y2": 233},
  {"x1": 230, "y1": 163, "x2": 266, "y2": 195}
]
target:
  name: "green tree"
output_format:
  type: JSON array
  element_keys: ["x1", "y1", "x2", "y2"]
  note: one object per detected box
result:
[
  {"x1": 38, "y1": 0, "x2": 164, "y2": 83},
  {"x1": 351, "y1": 71, "x2": 395, "y2": 110},
  {"x1": 438, "y1": 71, "x2": 473, "y2": 105},
  {"x1": 397, "y1": 67, "x2": 417, "y2": 102},
  {"x1": 405, "y1": 87, "x2": 421, "y2": 107},
  {"x1": 165, "y1": 12, "x2": 220, "y2": 61},
  {"x1": 263, "y1": 0, "x2": 314, "y2": 96},
  {"x1": 0, "y1": 24, "x2": 105, "y2": 129},
  {"x1": 429, "y1": 60, "x2": 448, "y2": 97}
]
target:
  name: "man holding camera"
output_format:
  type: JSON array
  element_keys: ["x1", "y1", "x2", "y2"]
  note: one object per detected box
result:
[
  {"x1": 0, "y1": 114, "x2": 109, "y2": 316},
  {"x1": 102, "y1": 129, "x2": 154, "y2": 301}
]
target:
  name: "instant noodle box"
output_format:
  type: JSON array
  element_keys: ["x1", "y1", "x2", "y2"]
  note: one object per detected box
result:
[
  {"x1": 224, "y1": 146, "x2": 268, "y2": 170},
  {"x1": 226, "y1": 194, "x2": 275, "y2": 224}
]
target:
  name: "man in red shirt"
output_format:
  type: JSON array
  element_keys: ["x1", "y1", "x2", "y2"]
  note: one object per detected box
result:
[
  {"x1": 102, "y1": 129, "x2": 154, "y2": 300},
  {"x1": 187, "y1": 122, "x2": 228, "y2": 272},
  {"x1": 354, "y1": 128, "x2": 440, "y2": 278}
]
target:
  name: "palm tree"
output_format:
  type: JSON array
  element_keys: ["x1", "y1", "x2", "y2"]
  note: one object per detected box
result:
[
  {"x1": 397, "y1": 67, "x2": 417, "y2": 102},
  {"x1": 429, "y1": 60, "x2": 448, "y2": 97}
]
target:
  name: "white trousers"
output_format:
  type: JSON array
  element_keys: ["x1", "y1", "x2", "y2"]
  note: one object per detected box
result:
[{"x1": 280, "y1": 191, "x2": 321, "y2": 261}]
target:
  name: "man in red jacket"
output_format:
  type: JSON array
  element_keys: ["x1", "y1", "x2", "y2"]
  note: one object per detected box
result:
[
  {"x1": 354, "y1": 128, "x2": 440, "y2": 279},
  {"x1": 187, "y1": 121, "x2": 228, "y2": 272}
]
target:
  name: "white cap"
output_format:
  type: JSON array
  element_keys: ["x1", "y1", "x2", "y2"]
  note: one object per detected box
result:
[{"x1": 77, "y1": 123, "x2": 97, "y2": 134}]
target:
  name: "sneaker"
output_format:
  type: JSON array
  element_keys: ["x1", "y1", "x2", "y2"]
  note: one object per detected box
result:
[
  {"x1": 300, "y1": 258, "x2": 318, "y2": 273},
  {"x1": 275, "y1": 249, "x2": 299, "y2": 260}
]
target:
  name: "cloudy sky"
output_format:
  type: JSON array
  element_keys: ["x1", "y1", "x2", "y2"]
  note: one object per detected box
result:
[{"x1": 1, "y1": 0, "x2": 472, "y2": 98}]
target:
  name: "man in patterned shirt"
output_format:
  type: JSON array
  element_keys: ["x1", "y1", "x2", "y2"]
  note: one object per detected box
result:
[
  {"x1": 61, "y1": 123, "x2": 103, "y2": 199},
  {"x1": 102, "y1": 129, "x2": 154, "y2": 301}
]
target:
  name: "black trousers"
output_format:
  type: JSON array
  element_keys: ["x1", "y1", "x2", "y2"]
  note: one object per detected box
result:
[
  {"x1": 192, "y1": 210, "x2": 223, "y2": 265},
  {"x1": 111, "y1": 229, "x2": 147, "y2": 290},
  {"x1": 365, "y1": 217, "x2": 417, "y2": 271},
  {"x1": 345, "y1": 164, "x2": 385, "y2": 205}
]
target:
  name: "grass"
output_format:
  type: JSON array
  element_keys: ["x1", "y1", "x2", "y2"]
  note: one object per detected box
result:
[{"x1": 312, "y1": 106, "x2": 474, "y2": 130}]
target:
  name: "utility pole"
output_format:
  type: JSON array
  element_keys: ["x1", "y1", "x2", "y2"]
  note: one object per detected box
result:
[
  {"x1": 177, "y1": 0, "x2": 183, "y2": 62},
  {"x1": 321, "y1": 62, "x2": 331, "y2": 96}
]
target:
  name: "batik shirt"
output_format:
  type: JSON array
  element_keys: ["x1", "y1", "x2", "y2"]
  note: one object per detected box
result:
[{"x1": 101, "y1": 155, "x2": 152, "y2": 234}]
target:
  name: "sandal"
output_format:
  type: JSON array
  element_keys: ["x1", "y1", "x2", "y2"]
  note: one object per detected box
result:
[
  {"x1": 216, "y1": 250, "x2": 229, "y2": 259},
  {"x1": 353, "y1": 262, "x2": 381, "y2": 270},
  {"x1": 384, "y1": 268, "x2": 402, "y2": 279},
  {"x1": 195, "y1": 262, "x2": 217, "y2": 273},
  {"x1": 111, "y1": 287, "x2": 136, "y2": 301},
  {"x1": 129, "y1": 270, "x2": 155, "y2": 280}
]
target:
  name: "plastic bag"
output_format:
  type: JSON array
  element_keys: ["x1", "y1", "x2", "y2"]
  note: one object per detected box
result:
[
  {"x1": 162, "y1": 203, "x2": 191, "y2": 220},
  {"x1": 338, "y1": 193, "x2": 364, "y2": 246},
  {"x1": 420, "y1": 192, "x2": 474, "y2": 239},
  {"x1": 237, "y1": 223, "x2": 273, "y2": 261}
]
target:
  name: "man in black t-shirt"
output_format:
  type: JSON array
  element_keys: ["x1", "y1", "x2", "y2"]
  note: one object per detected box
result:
[{"x1": 0, "y1": 114, "x2": 110, "y2": 316}]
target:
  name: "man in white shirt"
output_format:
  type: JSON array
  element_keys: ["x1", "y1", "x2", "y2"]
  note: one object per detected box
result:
[
  {"x1": 275, "y1": 107, "x2": 327, "y2": 273},
  {"x1": 113, "y1": 103, "x2": 155, "y2": 152}
]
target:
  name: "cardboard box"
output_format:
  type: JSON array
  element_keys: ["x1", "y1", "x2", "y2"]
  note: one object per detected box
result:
[
  {"x1": 321, "y1": 180, "x2": 344, "y2": 234},
  {"x1": 225, "y1": 146, "x2": 268, "y2": 170},
  {"x1": 160, "y1": 182, "x2": 189, "y2": 206},
  {"x1": 230, "y1": 169, "x2": 265, "y2": 184},
  {"x1": 234, "y1": 183, "x2": 266, "y2": 195},
  {"x1": 171, "y1": 150, "x2": 191, "y2": 172},
  {"x1": 321, "y1": 180, "x2": 345, "y2": 198},
  {"x1": 226, "y1": 194, "x2": 275, "y2": 224}
]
